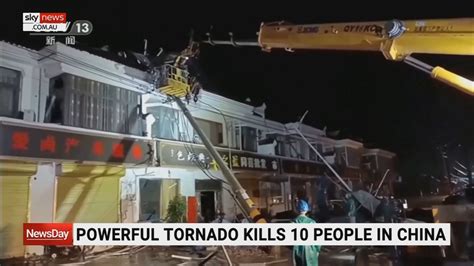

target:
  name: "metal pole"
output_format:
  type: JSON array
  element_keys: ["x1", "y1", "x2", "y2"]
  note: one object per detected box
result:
[
  {"x1": 44, "y1": 95, "x2": 56, "y2": 122},
  {"x1": 374, "y1": 169, "x2": 390, "y2": 197},
  {"x1": 203, "y1": 39, "x2": 260, "y2": 47},
  {"x1": 226, "y1": 186, "x2": 252, "y2": 222},
  {"x1": 294, "y1": 127, "x2": 352, "y2": 192},
  {"x1": 221, "y1": 245, "x2": 233, "y2": 265},
  {"x1": 403, "y1": 56, "x2": 433, "y2": 74},
  {"x1": 440, "y1": 146, "x2": 452, "y2": 190},
  {"x1": 466, "y1": 143, "x2": 473, "y2": 186},
  {"x1": 174, "y1": 97, "x2": 255, "y2": 217}
]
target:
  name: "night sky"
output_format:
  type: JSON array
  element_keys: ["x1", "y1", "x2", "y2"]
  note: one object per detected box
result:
[{"x1": 2, "y1": 1, "x2": 473, "y2": 179}]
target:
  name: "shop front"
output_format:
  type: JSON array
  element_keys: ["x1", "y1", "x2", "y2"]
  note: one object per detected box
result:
[
  {"x1": 156, "y1": 140, "x2": 285, "y2": 222},
  {"x1": 121, "y1": 166, "x2": 188, "y2": 223},
  {"x1": 195, "y1": 179, "x2": 222, "y2": 222},
  {"x1": 281, "y1": 158, "x2": 326, "y2": 213},
  {"x1": 155, "y1": 139, "x2": 362, "y2": 222},
  {"x1": 0, "y1": 118, "x2": 152, "y2": 258},
  {"x1": 0, "y1": 161, "x2": 37, "y2": 258},
  {"x1": 54, "y1": 164, "x2": 126, "y2": 223}
]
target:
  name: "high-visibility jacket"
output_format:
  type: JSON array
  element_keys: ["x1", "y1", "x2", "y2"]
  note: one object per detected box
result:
[{"x1": 292, "y1": 215, "x2": 321, "y2": 266}]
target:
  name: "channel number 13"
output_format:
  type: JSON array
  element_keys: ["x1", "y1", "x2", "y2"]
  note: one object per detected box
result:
[
  {"x1": 72, "y1": 21, "x2": 93, "y2": 35},
  {"x1": 76, "y1": 23, "x2": 90, "y2": 33}
]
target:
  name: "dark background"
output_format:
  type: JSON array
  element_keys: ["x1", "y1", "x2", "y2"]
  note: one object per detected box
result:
[{"x1": 1, "y1": 1, "x2": 473, "y2": 184}]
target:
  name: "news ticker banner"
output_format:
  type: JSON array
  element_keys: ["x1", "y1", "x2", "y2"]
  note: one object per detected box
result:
[{"x1": 24, "y1": 223, "x2": 450, "y2": 246}]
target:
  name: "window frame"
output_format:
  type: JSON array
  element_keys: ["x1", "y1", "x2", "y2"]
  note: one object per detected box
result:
[
  {"x1": 0, "y1": 66, "x2": 22, "y2": 118},
  {"x1": 48, "y1": 73, "x2": 142, "y2": 135},
  {"x1": 194, "y1": 117, "x2": 224, "y2": 146},
  {"x1": 240, "y1": 125, "x2": 258, "y2": 152}
]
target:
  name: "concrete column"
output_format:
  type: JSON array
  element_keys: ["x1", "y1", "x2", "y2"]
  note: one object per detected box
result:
[{"x1": 25, "y1": 162, "x2": 58, "y2": 256}]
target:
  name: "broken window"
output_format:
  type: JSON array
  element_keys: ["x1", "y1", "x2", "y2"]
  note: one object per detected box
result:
[
  {"x1": 287, "y1": 139, "x2": 302, "y2": 159},
  {"x1": 241, "y1": 126, "x2": 258, "y2": 152},
  {"x1": 47, "y1": 74, "x2": 142, "y2": 135},
  {"x1": 0, "y1": 66, "x2": 20, "y2": 118},
  {"x1": 273, "y1": 134, "x2": 288, "y2": 157},
  {"x1": 299, "y1": 140, "x2": 310, "y2": 160},
  {"x1": 336, "y1": 147, "x2": 348, "y2": 166},
  {"x1": 194, "y1": 118, "x2": 224, "y2": 146},
  {"x1": 259, "y1": 181, "x2": 285, "y2": 209},
  {"x1": 230, "y1": 122, "x2": 241, "y2": 149},
  {"x1": 150, "y1": 106, "x2": 181, "y2": 140},
  {"x1": 346, "y1": 147, "x2": 362, "y2": 168},
  {"x1": 309, "y1": 143, "x2": 324, "y2": 162},
  {"x1": 362, "y1": 155, "x2": 377, "y2": 170}
]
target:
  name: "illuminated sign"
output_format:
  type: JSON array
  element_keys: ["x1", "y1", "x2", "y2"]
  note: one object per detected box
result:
[
  {"x1": 0, "y1": 123, "x2": 152, "y2": 164},
  {"x1": 158, "y1": 142, "x2": 327, "y2": 175},
  {"x1": 158, "y1": 142, "x2": 280, "y2": 172}
]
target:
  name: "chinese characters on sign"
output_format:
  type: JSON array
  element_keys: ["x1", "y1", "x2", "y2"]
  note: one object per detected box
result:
[
  {"x1": 65, "y1": 137, "x2": 79, "y2": 153},
  {"x1": 40, "y1": 135, "x2": 56, "y2": 153},
  {"x1": 159, "y1": 142, "x2": 327, "y2": 175},
  {"x1": 2, "y1": 124, "x2": 329, "y2": 175},
  {"x1": 0, "y1": 123, "x2": 151, "y2": 164},
  {"x1": 12, "y1": 131, "x2": 29, "y2": 151},
  {"x1": 159, "y1": 143, "x2": 280, "y2": 172}
]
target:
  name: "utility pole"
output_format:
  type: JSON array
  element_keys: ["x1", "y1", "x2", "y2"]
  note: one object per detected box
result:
[
  {"x1": 293, "y1": 127, "x2": 352, "y2": 192},
  {"x1": 440, "y1": 145, "x2": 453, "y2": 192},
  {"x1": 174, "y1": 96, "x2": 265, "y2": 223}
]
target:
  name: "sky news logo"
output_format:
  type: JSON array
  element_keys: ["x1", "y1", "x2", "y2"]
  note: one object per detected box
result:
[
  {"x1": 23, "y1": 12, "x2": 70, "y2": 32},
  {"x1": 23, "y1": 223, "x2": 73, "y2": 246}
]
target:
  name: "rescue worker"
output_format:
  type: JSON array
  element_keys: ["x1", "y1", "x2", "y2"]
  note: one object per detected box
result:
[
  {"x1": 293, "y1": 200, "x2": 321, "y2": 266},
  {"x1": 317, "y1": 176, "x2": 330, "y2": 222},
  {"x1": 345, "y1": 193, "x2": 357, "y2": 223}
]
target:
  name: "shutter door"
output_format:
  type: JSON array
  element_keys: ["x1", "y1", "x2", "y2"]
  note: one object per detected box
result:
[
  {"x1": 55, "y1": 164, "x2": 124, "y2": 223},
  {"x1": 0, "y1": 161, "x2": 37, "y2": 259}
]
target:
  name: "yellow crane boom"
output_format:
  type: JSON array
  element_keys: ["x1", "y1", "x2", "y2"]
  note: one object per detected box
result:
[{"x1": 205, "y1": 18, "x2": 474, "y2": 96}]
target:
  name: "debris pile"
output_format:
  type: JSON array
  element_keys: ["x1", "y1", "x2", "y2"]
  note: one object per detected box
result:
[{"x1": 225, "y1": 246, "x2": 270, "y2": 257}]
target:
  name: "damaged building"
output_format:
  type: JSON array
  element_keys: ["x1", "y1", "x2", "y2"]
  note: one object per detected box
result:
[{"x1": 0, "y1": 41, "x2": 397, "y2": 259}]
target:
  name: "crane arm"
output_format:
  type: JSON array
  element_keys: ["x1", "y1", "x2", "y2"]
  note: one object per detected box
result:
[
  {"x1": 204, "y1": 18, "x2": 474, "y2": 96},
  {"x1": 257, "y1": 18, "x2": 474, "y2": 60}
]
